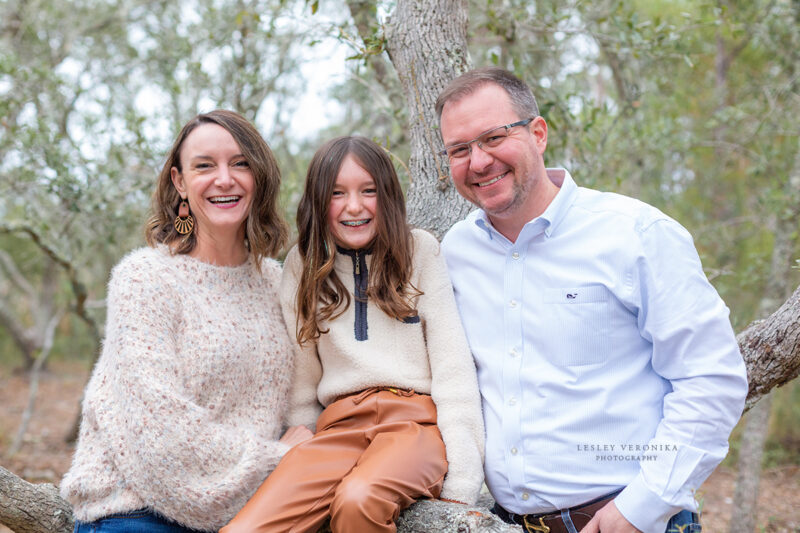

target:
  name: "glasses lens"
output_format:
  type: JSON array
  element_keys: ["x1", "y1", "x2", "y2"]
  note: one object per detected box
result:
[
  {"x1": 479, "y1": 126, "x2": 509, "y2": 149},
  {"x1": 446, "y1": 144, "x2": 470, "y2": 160},
  {"x1": 444, "y1": 123, "x2": 513, "y2": 161}
]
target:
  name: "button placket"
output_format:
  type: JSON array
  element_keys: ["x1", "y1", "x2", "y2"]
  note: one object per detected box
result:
[{"x1": 503, "y1": 242, "x2": 526, "y2": 495}]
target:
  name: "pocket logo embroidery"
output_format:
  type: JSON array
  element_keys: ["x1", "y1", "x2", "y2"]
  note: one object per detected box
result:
[{"x1": 543, "y1": 285, "x2": 609, "y2": 304}]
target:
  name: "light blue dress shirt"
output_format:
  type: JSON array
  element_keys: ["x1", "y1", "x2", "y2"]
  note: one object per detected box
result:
[{"x1": 441, "y1": 169, "x2": 747, "y2": 533}]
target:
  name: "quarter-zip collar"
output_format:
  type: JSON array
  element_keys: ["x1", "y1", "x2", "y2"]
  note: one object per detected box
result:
[{"x1": 336, "y1": 246, "x2": 373, "y2": 341}]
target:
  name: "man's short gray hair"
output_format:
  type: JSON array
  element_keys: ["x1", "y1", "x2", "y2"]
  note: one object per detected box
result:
[{"x1": 435, "y1": 66, "x2": 539, "y2": 122}]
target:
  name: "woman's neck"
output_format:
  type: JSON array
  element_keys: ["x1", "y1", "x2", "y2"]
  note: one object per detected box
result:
[{"x1": 190, "y1": 229, "x2": 249, "y2": 266}]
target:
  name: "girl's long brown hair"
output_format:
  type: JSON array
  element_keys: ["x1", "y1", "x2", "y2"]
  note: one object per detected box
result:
[
  {"x1": 145, "y1": 110, "x2": 288, "y2": 268},
  {"x1": 295, "y1": 136, "x2": 420, "y2": 346}
]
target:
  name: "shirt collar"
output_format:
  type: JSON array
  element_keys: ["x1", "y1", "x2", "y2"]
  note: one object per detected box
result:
[
  {"x1": 334, "y1": 245, "x2": 373, "y2": 277},
  {"x1": 538, "y1": 168, "x2": 577, "y2": 238},
  {"x1": 473, "y1": 168, "x2": 577, "y2": 241}
]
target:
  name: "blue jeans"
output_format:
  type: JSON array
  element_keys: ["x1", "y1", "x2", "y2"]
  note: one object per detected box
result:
[
  {"x1": 73, "y1": 509, "x2": 210, "y2": 533},
  {"x1": 665, "y1": 509, "x2": 702, "y2": 533}
]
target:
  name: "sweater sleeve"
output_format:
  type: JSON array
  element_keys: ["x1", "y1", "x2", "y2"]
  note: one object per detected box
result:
[
  {"x1": 413, "y1": 230, "x2": 485, "y2": 504},
  {"x1": 90, "y1": 254, "x2": 290, "y2": 530},
  {"x1": 280, "y1": 246, "x2": 325, "y2": 430}
]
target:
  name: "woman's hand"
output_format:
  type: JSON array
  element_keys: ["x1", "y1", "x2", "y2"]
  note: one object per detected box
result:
[{"x1": 279, "y1": 425, "x2": 314, "y2": 447}]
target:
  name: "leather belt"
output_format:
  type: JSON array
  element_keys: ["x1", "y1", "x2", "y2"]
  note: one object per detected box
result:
[
  {"x1": 492, "y1": 490, "x2": 622, "y2": 533},
  {"x1": 335, "y1": 386, "x2": 417, "y2": 404}
]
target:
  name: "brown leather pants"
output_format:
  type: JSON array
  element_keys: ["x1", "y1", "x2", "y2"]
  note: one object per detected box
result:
[{"x1": 220, "y1": 388, "x2": 448, "y2": 533}]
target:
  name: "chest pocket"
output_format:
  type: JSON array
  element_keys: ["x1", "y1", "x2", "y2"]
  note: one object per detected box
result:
[{"x1": 542, "y1": 284, "x2": 613, "y2": 366}]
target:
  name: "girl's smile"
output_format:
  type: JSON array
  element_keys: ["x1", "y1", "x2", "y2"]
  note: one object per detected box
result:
[{"x1": 328, "y1": 154, "x2": 378, "y2": 250}]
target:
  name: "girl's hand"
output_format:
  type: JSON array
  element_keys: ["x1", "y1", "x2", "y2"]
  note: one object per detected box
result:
[{"x1": 279, "y1": 425, "x2": 314, "y2": 447}]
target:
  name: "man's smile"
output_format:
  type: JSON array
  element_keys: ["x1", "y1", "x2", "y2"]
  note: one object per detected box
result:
[{"x1": 476, "y1": 172, "x2": 508, "y2": 188}]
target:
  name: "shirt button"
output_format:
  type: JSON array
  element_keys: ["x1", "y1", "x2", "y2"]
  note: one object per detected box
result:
[
  {"x1": 512, "y1": 252, "x2": 520, "y2": 260},
  {"x1": 509, "y1": 300, "x2": 517, "y2": 308},
  {"x1": 509, "y1": 348, "x2": 518, "y2": 357},
  {"x1": 508, "y1": 396, "x2": 517, "y2": 406},
  {"x1": 511, "y1": 447, "x2": 518, "y2": 455},
  {"x1": 521, "y1": 492, "x2": 530, "y2": 501}
]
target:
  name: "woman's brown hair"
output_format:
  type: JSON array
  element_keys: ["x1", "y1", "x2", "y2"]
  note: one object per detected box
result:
[
  {"x1": 145, "y1": 109, "x2": 288, "y2": 266},
  {"x1": 295, "y1": 136, "x2": 420, "y2": 345}
]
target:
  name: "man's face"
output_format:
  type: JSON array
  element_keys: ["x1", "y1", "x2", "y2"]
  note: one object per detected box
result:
[{"x1": 440, "y1": 84, "x2": 548, "y2": 227}]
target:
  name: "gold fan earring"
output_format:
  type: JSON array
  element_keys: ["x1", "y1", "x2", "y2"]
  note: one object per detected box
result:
[{"x1": 174, "y1": 200, "x2": 194, "y2": 235}]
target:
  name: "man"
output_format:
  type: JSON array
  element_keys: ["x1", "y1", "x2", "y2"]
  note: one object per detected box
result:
[{"x1": 437, "y1": 67, "x2": 748, "y2": 533}]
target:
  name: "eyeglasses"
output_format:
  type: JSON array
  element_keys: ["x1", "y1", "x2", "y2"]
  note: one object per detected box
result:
[{"x1": 439, "y1": 118, "x2": 534, "y2": 162}]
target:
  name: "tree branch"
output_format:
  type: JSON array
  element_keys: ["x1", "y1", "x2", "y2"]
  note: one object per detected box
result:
[
  {"x1": 0, "y1": 298, "x2": 36, "y2": 368},
  {"x1": 0, "y1": 224, "x2": 100, "y2": 348},
  {"x1": 6, "y1": 309, "x2": 65, "y2": 458},
  {"x1": 0, "y1": 467, "x2": 73, "y2": 533},
  {"x1": 738, "y1": 284, "x2": 800, "y2": 410},
  {"x1": 0, "y1": 249, "x2": 36, "y2": 300}
]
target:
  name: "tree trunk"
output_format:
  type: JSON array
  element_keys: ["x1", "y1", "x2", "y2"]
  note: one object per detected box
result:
[
  {"x1": 345, "y1": 0, "x2": 406, "y2": 114},
  {"x1": 729, "y1": 140, "x2": 800, "y2": 533},
  {"x1": 384, "y1": 0, "x2": 473, "y2": 238},
  {"x1": 5, "y1": 310, "x2": 64, "y2": 458},
  {"x1": 729, "y1": 394, "x2": 772, "y2": 533}
]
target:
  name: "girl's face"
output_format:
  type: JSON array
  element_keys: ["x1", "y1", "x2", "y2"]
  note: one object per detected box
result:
[{"x1": 327, "y1": 154, "x2": 378, "y2": 250}]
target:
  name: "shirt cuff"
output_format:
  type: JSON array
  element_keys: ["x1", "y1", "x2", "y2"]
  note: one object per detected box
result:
[{"x1": 614, "y1": 473, "x2": 682, "y2": 533}]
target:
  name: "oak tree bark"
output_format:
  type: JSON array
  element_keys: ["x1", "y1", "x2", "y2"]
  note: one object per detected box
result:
[
  {"x1": 0, "y1": 467, "x2": 73, "y2": 533},
  {"x1": 384, "y1": 0, "x2": 473, "y2": 239}
]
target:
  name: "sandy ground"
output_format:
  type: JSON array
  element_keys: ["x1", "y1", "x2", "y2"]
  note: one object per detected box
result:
[{"x1": 1, "y1": 360, "x2": 798, "y2": 533}]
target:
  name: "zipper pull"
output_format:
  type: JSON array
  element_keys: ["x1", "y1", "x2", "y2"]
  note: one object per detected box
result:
[{"x1": 355, "y1": 251, "x2": 360, "y2": 275}]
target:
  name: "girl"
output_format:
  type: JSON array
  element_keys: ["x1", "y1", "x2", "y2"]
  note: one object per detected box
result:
[{"x1": 222, "y1": 136, "x2": 484, "y2": 533}]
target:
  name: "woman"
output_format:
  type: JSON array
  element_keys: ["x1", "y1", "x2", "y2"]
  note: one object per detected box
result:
[
  {"x1": 60, "y1": 110, "x2": 312, "y2": 533},
  {"x1": 222, "y1": 136, "x2": 484, "y2": 533}
]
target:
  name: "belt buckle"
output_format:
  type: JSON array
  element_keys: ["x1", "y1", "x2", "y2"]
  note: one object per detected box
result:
[{"x1": 523, "y1": 516, "x2": 550, "y2": 533}]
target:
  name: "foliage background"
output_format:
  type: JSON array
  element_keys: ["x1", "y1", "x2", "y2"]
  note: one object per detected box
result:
[{"x1": 1, "y1": 0, "x2": 798, "y2": 468}]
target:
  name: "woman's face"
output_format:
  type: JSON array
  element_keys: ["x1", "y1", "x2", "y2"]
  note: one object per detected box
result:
[
  {"x1": 170, "y1": 123, "x2": 254, "y2": 243},
  {"x1": 326, "y1": 154, "x2": 379, "y2": 250}
]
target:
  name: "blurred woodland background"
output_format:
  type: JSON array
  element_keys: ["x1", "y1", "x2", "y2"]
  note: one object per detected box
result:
[{"x1": 1, "y1": 0, "x2": 798, "y2": 531}]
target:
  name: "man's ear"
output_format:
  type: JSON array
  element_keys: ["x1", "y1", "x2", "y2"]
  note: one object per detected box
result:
[
  {"x1": 530, "y1": 116, "x2": 548, "y2": 154},
  {"x1": 171, "y1": 167, "x2": 186, "y2": 199}
]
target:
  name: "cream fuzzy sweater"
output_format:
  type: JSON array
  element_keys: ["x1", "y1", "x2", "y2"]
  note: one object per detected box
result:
[
  {"x1": 280, "y1": 229, "x2": 485, "y2": 504},
  {"x1": 60, "y1": 245, "x2": 294, "y2": 531}
]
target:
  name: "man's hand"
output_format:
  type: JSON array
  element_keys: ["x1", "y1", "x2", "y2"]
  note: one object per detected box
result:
[
  {"x1": 278, "y1": 425, "x2": 313, "y2": 447},
  {"x1": 579, "y1": 501, "x2": 641, "y2": 533}
]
